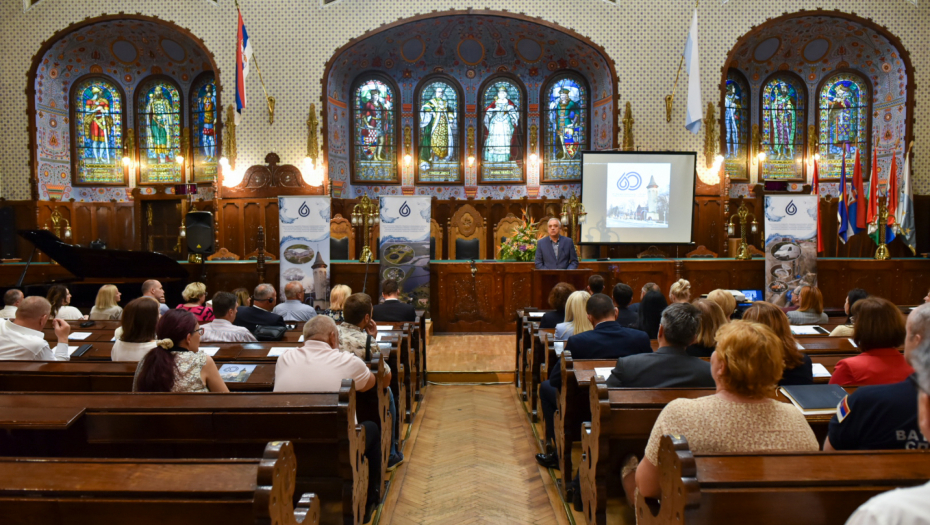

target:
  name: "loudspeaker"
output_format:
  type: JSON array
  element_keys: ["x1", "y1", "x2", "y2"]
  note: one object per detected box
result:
[
  {"x1": 185, "y1": 211, "x2": 215, "y2": 255},
  {"x1": 0, "y1": 207, "x2": 16, "y2": 259}
]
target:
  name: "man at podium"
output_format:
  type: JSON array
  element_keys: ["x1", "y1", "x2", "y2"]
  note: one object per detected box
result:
[{"x1": 535, "y1": 218, "x2": 579, "y2": 269}]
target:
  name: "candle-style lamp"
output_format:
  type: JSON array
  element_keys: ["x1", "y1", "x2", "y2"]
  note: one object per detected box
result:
[{"x1": 351, "y1": 195, "x2": 380, "y2": 263}]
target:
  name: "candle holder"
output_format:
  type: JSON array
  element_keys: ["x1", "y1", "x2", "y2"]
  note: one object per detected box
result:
[
  {"x1": 874, "y1": 196, "x2": 890, "y2": 261},
  {"x1": 351, "y1": 195, "x2": 380, "y2": 263},
  {"x1": 560, "y1": 192, "x2": 586, "y2": 244},
  {"x1": 726, "y1": 198, "x2": 759, "y2": 261}
]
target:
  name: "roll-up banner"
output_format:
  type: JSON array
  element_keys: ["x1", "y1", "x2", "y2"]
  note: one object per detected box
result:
[
  {"x1": 278, "y1": 196, "x2": 331, "y2": 309},
  {"x1": 764, "y1": 195, "x2": 818, "y2": 307},
  {"x1": 379, "y1": 196, "x2": 431, "y2": 312}
]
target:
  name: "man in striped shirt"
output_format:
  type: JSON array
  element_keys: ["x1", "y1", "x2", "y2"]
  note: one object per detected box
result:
[{"x1": 202, "y1": 292, "x2": 257, "y2": 343}]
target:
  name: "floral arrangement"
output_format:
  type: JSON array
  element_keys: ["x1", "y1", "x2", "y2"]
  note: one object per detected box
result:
[{"x1": 498, "y1": 211, "x2": 539, "y2": 262}]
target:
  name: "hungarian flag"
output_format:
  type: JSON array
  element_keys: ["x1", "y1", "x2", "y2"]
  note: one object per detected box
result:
[
  {"x1": 811, "y1": 160, "x2": 823, "y2": 253},
  {"x1": 235, "y1": 9, "x2": 253, "y2": 125}
]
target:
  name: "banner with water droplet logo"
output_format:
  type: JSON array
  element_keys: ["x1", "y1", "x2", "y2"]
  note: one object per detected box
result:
[
  {"x1": 379, "y1": 196, "x2": 431, "y2": 312},
  {"x1": 763, "y1": 195, "x2": 818, "y2": 305},
  {"x1": 279, "y1": 196, "x2": 331, "y2": 309}
]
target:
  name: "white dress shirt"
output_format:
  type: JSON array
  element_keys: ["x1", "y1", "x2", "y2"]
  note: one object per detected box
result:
[
  {"x1": 112, "y1": 340, "x2": 156, "y2": 362},
  {"x1": 846, "y1": 480, "x2": 930, "y2": 525},
  {"x1": 0, "y1": 305, "x2": 17, "y2": 319},
  {"x1": 53, "y1": 305, "x2": 84, "y2": 320},
  {"x1": 201, "y1": 318, "x2": 257, "y2": 343},
  {"x1": 0, "y1": 319, "x2": 69, "y2": 361}
]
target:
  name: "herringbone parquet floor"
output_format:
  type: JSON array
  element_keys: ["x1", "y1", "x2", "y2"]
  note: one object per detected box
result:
[{"x1": 380, "y1": 385, "x2": 568, "y2": 525}]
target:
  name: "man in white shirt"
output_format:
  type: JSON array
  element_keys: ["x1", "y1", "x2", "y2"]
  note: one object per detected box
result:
[
  {"x1": 0, "y1": 296, "x2": 71, "y2": 361},
  {"x1": 202, "y1": 292, "x2": 257, "y2": 343},
  {"x1": 141, "y1": 279, "x2": 169, "y2": 315},
  {"x1": 272, "y1": 281, "x2": 318, "y2": 322},
  {"x1": 845, "y1": 303, "x2": 930, "y2": 525},
  {"x1": 0, "y1": 289, "x2": 23, "y2": 319}
]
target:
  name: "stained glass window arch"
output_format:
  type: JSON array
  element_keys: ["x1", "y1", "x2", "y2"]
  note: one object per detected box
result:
[
  {"x1": 351, "y1": 74, "x2": 399, "y2": 184},
  {"x1": 723, "y1": 69, "x2": 750, "y2": 181},
  {"x1": 190, "y1": 72, "x2": 219, "y2": 183},
  {"x1": 136, "y1": 76, "x2": 183, "y2": 184},
  {"x1": 817, "y1": 71, "x2": 871, "y2": 180},
  {"x1": 759, "y1": 73, "x2": 806, "y2": 180},
  {"x1": 71, "y1": 75, "x2": 126, "y2": 186},
  {"x1": 479, "y1": 76, "x2": 525, "y2": 184},
  {"x1": 541, "y1": 72, "x2": 588, "y2": 183},
  {"x1": 415, "y1": 75, "x2": 463, "y2": 184}
]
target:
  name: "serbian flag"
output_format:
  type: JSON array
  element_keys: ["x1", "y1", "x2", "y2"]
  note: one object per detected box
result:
[
  {"x1": 848, "y1": 148, "x2": 866, "y2": 233},
  {"x1": 235, "y1": 9, "x2": 253, "y2": 125},
  {"x1": 811, "y1": 160, "x2": 823, "y2": 253}
]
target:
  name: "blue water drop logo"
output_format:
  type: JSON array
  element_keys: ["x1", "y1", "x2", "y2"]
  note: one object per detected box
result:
[
  {"x1": 616, "y1": 171, "x2": 643, "y2": 191},
  {"x1": 785, "y1": 200, "x2": 797, "y2": 215},
  {"x1": 399, "y1": 201, "x2": 411, "y2": 217},
  {"x1": 298, "y1": 202, "x2": 311, "y2": 217}
]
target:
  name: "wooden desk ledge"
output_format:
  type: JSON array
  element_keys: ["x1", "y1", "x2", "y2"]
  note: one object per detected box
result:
[{"x1": 636, "y1": 434, "x2": 930, "y2": 525}]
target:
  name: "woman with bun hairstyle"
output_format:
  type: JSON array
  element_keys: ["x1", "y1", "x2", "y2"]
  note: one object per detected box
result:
[{"x1": 668, "y1": 279, "x2": 692, "y2": 304}]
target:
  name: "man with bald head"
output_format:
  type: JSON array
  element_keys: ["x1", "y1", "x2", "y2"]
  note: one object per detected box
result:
[
  {"x1": 0, "y1": 289, "x2": 24, "y2": 319},
  {"x1": 0, "y1": 296, "x2": 71, "y2": 360},
  {"x1": 141, "y1": 279, "x2": 169, "y2": 315},
  {"x1": 233, "y1": 283, "x2": 286, "y2": 333},
  {"x1": 534, "y1": 217, "x2": 578, "y2": 269},
  {"x1": 272, "y1": 281, "x2": 317, "y2": 322}
]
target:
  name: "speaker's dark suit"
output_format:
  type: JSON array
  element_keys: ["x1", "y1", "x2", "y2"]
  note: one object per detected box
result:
[
  {"x1": 605, "y1": 346, "x2": 714, "y2": 388},
  {"x1": 534, "y1": 235, "x2": 579, "y2": 270},
  {"x1": 233, "y1": 305, "x2": 286, "y2": 333},
  {"x1": 372, "y1": 299, "x2": 417, "y2": 322}
]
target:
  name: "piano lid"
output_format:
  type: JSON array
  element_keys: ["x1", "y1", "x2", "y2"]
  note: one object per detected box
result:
[{"x1": 19, "y1": 230, "x2": 189, "y2": 280}]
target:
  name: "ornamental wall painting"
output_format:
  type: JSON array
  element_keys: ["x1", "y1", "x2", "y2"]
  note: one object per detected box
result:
[
  {"x1": 480, "y1": 79, "x2": 524, "y2": 183},
  {"x1": 723, "y1": 70, "x2": 750, "y2": 181},
  {"x1": 542, "y1": 75, "x2": 587, "y2": 183},
  {"x1": 191, "y1": 75, "x2": 218, "y2": 183},
  {"x1": 761, "y1": 75, "x2": 806, "y2": 180},
  {"x1": 353, "y1": 78, "x2": 398, "y2": 183},
  {"x1": 417, "y1": 79, "x2": 461, "y2": 184},
  {"x1": 137, "y1": 79, "x2": 183, "y2": 184},
  {"x1": 73, "y1": 78, "x2": 124, "y2": 185},
  {"x1": 818, "y1": 73, "x2": 870, "y2": 180}
]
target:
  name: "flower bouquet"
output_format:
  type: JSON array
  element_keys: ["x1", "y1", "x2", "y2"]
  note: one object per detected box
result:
[{"x1": 498, "y1": 212, "x2": 538, "y2": 262}]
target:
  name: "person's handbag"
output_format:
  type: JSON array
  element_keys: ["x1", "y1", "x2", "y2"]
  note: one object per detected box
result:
[{"x1": 253, "y1": 324, "x2": 286, "y2": 341}]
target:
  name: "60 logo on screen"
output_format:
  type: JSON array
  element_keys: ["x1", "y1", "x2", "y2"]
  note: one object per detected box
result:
[{"x1": 616, "y1": 171, "x2": 643, "y2": 191}]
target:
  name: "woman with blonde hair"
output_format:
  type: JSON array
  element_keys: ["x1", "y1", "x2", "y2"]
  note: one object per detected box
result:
[
  {"x1": 232, "y1": 287, "x2": 251, "y2": 307},
  {"x1": 686, "y1": 299, "x2": 728, "y2": 357},
  {"x1": 46, "y1": 284, "x2": 86, "y2": 320},
  {"x1": 668, "y1": 279, "x2": 692, "y2": 303},
  {"x1": 324, "y1": 284, "x2": 352, "y2": 323},
  {"x1": 89, "y1": 284, "x2": 123, "y2": 320},
  {"x1": 555, "y1": 291, "x2": 593, "y2": 340},
  {"x1": 175, "y1": 282, "x2": 214, "y2": 323},
  {"x1": 741, "y1": 301, "x2": 813, "y2": 385},
  {"x1": 786, "y1": 285, "x2": 828, "y2": 325},
  {"x1": 707, "y1": 289, "x2": 737, "y2": 319}
]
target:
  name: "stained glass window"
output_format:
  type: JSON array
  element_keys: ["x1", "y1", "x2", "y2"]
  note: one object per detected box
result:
[
  {"x1": 723, "y1": 70, "x2": 750, "y2": 181},
  {"x1": 761, "y1": 75, "x2": 806, "y2": 180},
  {"x1": 542, "y1": 74, "x2": 587, "y2": 183},
  {"x1": 353, "y1": 78, "x2": 398, "y2": 183},
  {"x1": 73, "y1": 77, "x2": 124, "y2": 185},
  {"x1": 818, "y1": 73, "x2": 870, "y2": 180},
  {"x1": 191, "y1": 74, "x2": 218, "y2": 183},
  {"x1": 137, "y1": 79, "x2": 183, "y2": 184},
  {"x1": 416, "y1": 79, "x2": 461, "y2": 184},
  {"x1": 480, "y1": 79, "x2": 524, "y2": 183}
]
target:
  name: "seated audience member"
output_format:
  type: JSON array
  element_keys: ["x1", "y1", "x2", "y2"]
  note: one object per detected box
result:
[
  {"x1": 89, "y1": 284, "x2": 123, "y2": 320},
  {"x1": 668, "y1": 279, "x2": 692, "y2": 304},
  {"x1": 607, "y1": 302, "x2": 713, "y2": 388},
  {"x1": 232, "y1": 287, "x2": 251, "y2": 307},
  {"x1": 274, "y1": 315, "x2": 384, "y2": 515},
  {"x1": 540, "y1": 282, "x2": 575, "y2": 329},
  {"x1": 372, "y1": 279, "x2": 417, "y2": 322},
  {"x1": 176, "y1": 282, "x2": 215, "y2": 323},
  {"x1": 142, "y1": 279, "x2": 170, "y2": 315},
  {"x1": 112, "y1": 297, "x2": 161, "y2": 362},
  {"x1": 337, "y1": 293, "x2": 403, "y2": 469},
  {"x1": 133, "y1": 309, "x2": 227, "y2": 393},
  {"x1": 686, "y1": 299, "x2": 729, "y2": 358},
  {"x1": 741, "y1": 301, "x2": 813, "y2": 385},
  {"x1": 830, "y1": 288, "x2": 869, "y2": 337},
  {"x1": 782, "y1": 285, "x2": 803, "y2": 313},
  {"x1": 0, "y1": 289, "x2": 23, "y2": 319},
  {"x1": 844, "y1": 321, "x2": 930, "y2": 524},
  {"x1": 634, "y1": 290, "x2": 667, "y2": 339},
  {"x1": 612, "y1": 283, "x2": 638, "y2": 328},
  {"x1": 47, "y1": 284, "x2": 85, "y2": 320},
  {"x1": 629, "y1": 282, "x2": 661, "y2": 315},
  {"x1": 831, "y1": 297, "x2": 913, "y2": 386},
  {"x1": 324, "y1": 284, "x2": 351, "y2": 323},
  {"x1": 273, "y1": 281, "x2": 318, "y2": 322},
  {"x1": 586, "y1": 274, "x2": 605, "y2": 295},
  {"x1": 233, "y1": 283, "x2": 286, "y2": 333},
  {"x1": 555, "y1": 291, "x2": 592, "y2": 340},
  {"x1": 536, "y1": 293, "x2": 652, "y2": 468},
  {"x1": 0, "y1": 296, "x2": 70, "y2": 361},
  {"x1": 925, "y1": 287, "x2": 930, "y2": 304},
  {"x1": 707, "y1": 289, "x2": 737, "y2": 320},
  {"x1": 202, "y1": 292, "x2": 257, "y2": 343},
  {"x1": 786, "y1": 285, "x2": 829, "y2": 325},
  {"x1": 633, "y1": 321, "x2": 819, "y2": 500},
  {"x1": 825, "y1": 303, "x2": 930, "y2": 452}
]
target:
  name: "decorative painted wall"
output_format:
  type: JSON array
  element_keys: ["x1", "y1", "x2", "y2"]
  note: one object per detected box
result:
[{"x1": 0, "y1": 0, "x2": 927, "y2": 203}]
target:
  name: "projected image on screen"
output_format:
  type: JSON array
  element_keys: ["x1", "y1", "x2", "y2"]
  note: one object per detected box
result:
[{"x1": 606, "y1": 163, "x2": 671, "y2": 228}]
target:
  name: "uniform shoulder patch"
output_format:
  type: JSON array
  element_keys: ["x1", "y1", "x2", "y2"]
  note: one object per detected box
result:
[{"x1": 836, "y1": 395, "x2": 851, "y2": 423}]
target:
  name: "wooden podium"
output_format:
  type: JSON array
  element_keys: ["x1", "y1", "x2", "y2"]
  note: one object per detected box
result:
[{"x1": 532, "y1": 269, "x2": 593, "y2": 308}]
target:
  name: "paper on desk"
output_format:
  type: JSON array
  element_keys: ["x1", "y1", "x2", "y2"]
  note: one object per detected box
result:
[
  {"x1": 200, "y1": 347, "x2": 220, "y2": 356},
  {"x1": 554, "y1": 341, "x2": 564, "y2": 356},
  {"x1": 812, "y1": 363, "x2": 831, "y2": 378},
  {"x1": 848, "y1": 338, "x2": 858, "y2": 348},
  {"x1": 377, "y1": 325, "x2": 393, "y2": 331},
  {"x1": 267, "y1": 347, "x2": 291, "y2": 357},
  {"x1": 68, "y1": 332, "x2": 92, "y2": 341},
  {"x1": 594, "y1": 367, "x2": 613, "y2": 381},
  {"x1": 298, "y1": 335, "x2": 304, "y2": 342},
  {"x1": 789, "y1": 326, "x2": 821, "y2": 335},
  {"x1": 528, "y1": 312, "x2": 545, "y2": 318},
  {"x1": 68, "y1": 345, "x2": 81, "y2": 355},
  {"x1": 376, "y1": 333, "x2": 383, "y2": 342}
]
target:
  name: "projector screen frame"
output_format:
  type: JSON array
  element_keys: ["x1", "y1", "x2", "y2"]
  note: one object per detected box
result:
[{"x1": 578, "y1": 150, "x2": 697, "y2": 245}]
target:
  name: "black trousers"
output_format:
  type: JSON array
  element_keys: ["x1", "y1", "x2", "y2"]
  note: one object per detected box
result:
[
  {"x1": 539, "y1": 379, "x2": 558, "y2": 447},
  {"x1": 361, "y1": 420, "x2": 382, "y2": 505}
]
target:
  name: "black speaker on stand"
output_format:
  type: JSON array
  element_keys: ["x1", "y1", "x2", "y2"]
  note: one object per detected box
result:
[{"x1": 185, "y1": 211, "x2": 215, "y2": 282}]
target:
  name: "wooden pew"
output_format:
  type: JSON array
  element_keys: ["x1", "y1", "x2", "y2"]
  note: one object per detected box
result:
[
  {"x1": 0, "y1": 381, "x2": 372, "y2": 525},
  {"x1": 636, "y1": 434, "x2": 930, "y2": 525},
  {"x1": 376, "y1": 323, "x2": 420, "y2": 420},
  {"x1": 0, "y1": 440, "x2": 321, "y2": 525}
]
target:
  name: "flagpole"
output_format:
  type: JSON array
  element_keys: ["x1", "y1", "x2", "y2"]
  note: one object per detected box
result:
[
  {"x1": 235, "y1": 0, "x2": 275, "y2": 124},
  {"x1": 665, "y1": 0, "x2": 699, "y2": 123}
]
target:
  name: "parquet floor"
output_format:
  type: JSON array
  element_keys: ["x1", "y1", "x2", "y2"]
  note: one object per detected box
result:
[{"x1": 380, "y1": 384, "x2": 568, "y2": 525}]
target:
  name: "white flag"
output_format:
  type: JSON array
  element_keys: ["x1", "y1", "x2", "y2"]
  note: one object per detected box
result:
[
  {"x1": 684, "y1": 9, "x2": 702, "y2": 134},
  {"x1": 896, "y1": 145, "x2": 916, "y2": 254}
]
